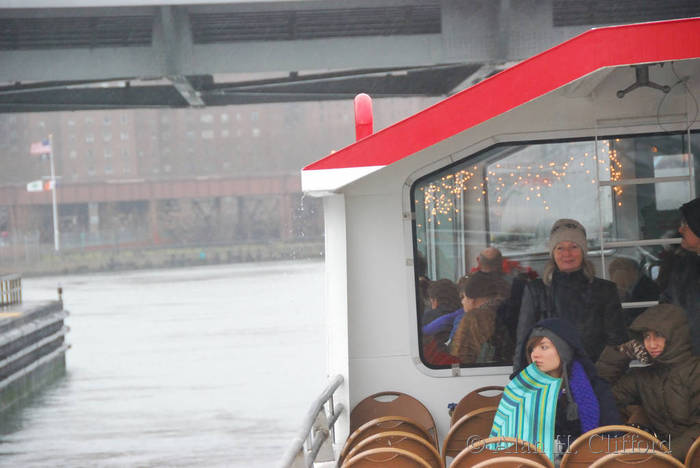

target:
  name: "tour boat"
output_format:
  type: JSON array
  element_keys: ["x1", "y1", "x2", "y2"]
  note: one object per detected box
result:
[{"x1": 281, "y1": 17, "x2": 700, "y2": 467}]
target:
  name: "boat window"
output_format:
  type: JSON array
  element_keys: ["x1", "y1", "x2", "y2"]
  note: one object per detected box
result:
[{"x1": 411, "y1": 131, "x2": 698, "y2": 370}]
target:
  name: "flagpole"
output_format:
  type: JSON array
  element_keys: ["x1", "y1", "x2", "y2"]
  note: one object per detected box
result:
[{"x1": 48, "y1": 134, "x2": 60, "y2": 252}]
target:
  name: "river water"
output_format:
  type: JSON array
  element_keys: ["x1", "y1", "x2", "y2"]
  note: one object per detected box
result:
[{"x1": 0, "y1": 260, "x2": 326, "y2": 467}]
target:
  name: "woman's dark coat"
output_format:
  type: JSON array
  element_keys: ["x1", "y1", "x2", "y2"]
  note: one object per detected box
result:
[
  {"x1": 659, "y1": 249, "x2": 700, "y2": 355},
  {"x1": 514, "y1": 268, "x2": 627, "y2": 366}
]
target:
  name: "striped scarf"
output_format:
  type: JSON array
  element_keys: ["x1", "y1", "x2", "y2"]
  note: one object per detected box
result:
[{"x1": 489, "y1": 363, "x2": 561, "y2": 461}]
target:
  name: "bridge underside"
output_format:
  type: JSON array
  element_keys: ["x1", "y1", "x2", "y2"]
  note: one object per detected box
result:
[{"x1": 2, "y1": 0, "x2": 700, "y2": 113}]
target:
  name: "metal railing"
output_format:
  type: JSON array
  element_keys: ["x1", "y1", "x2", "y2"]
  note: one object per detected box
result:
[
  {"x1": 0, "y1": 274, "x2": 21, "y2": 307},
  {"x1": 279, "y1": 374, "x2": 344, "y2": 468}
]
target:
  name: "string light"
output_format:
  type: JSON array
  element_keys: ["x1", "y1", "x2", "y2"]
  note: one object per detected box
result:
[{"x1": 419, "y1": 142, "x2": 622, "y2": 220}]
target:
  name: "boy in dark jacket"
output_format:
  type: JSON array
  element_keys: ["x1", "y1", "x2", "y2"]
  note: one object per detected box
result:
[{"x1": 607, "y1": 304, "x2": 700, "y2": 461}]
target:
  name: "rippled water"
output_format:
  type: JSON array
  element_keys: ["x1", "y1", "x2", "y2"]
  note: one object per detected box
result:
[{"x1": 0, "y1": 260, "x2": 326, "y2": 467}]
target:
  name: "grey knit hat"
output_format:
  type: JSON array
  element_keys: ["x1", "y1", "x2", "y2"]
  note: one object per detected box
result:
[{"x1": 548, "y1": 218, "x2": 588, "y2": 257}]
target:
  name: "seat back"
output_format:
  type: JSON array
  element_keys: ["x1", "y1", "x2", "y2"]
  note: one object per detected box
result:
[
  {"x1": 685, "y1": 436, "x2": 700, "y2": 468},
  {"x1": 450, "y1": 386, "x2": 504, "y2": 425},
  {"x1": 342, "y1": 447, "x2": 432, "y2": 468},
  {"x1": 560, "y1": 425, "x2": 669, "y2": 467},
  {"x1": 350, "y1": 391, "x2": 437, "y2": 442},
  {"x1": 441, "y1": 406, "x2": 498, "y2": 465},
  {"x1": 344, "y1": 431, "x2": 443, "y2": 468},
  {"x1": 450, "y1": 437, "x2": 553, "y2": 468},
  {"x1": 588, "y1": 448, "x2": 684, "y2": 467},
  {"x1": 454, "y1": 454, "x2": 550, "y2": 468},
  {"x1": 339, "y1": 416, "x2": 435, "y2": 465}
]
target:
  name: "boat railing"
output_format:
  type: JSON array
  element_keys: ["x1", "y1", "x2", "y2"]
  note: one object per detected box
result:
[
  {"x1": 0, "y1": 274, "x2": 21, "y2": 307},
  {"x1": 279, "y1": 374, "x2": 344, "y2": 468}
]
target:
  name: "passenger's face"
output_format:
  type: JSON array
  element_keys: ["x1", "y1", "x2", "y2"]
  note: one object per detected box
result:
[
  {"x1": 679, "y1": 219, "x2": 700, "y2": 253},
  {"x1": 553, "y1": 241, "x2": 584, "y2": 273},
  {"x1": 460, "y1": 294, "x2": 475, "y2": 311},
  {"x1": 530, "y1": 337, "x2": 562, "y2": 376},
  {"x1": 643, "y1": 330, "x2": 666, "y2": 359}
]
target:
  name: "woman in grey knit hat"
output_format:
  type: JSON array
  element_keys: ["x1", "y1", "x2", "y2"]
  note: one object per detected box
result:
[{"x1": 513, "y1": 219, "x2": 627, "y2": 367}]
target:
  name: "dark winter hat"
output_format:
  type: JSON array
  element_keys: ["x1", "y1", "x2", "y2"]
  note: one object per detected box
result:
[
  {"x1": 462, "y1": 271, "x2": 510, "y2": 299},
  {"x1": 528, "y1": 327, "x2": 574, "y2": 365},
  {"x1": 528, "y1": 326, "x2": 579, "y2": 421},
  {"x1": 680, "y1": 197, "x2": 700, "y2": 237},
  {"x1": 548, "y1": 218, "x2": 588, "y2": 257}
]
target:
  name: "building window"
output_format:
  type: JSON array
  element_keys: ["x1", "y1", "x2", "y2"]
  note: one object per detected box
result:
[
  {"x1": 69, "y1": 150, "x2": 77, "y2": 159},
  {"x1": 221, "y1": 129, "x2": 230, "y2": 138},
  {"x1": 103, "y1": 116, "x2": 111, "y2": 125},
  {"x1": 85, "y1": 134, "x2": 94, "y2": 143},
  {"x1": 103, "y1": 132, "x2": 112, "y2": 142},
  {"x1": 200, "y1": 114, "x2": 214, "y2": 123},
  {"x1": 252, "y1": 128, "x2": 261, "y2": 137},
  {"x1": 201, "y1": 130, "x2": 214, "y2": 139},
  {"x1": 120, "y1": 132, "x2": 129, "y2": 141},
  {"x1": 221, "y1": 113, "x2": 229, "y2": 123},
  {"x1": 104, "y1": 149, "x2": 112, "y2": 159}
]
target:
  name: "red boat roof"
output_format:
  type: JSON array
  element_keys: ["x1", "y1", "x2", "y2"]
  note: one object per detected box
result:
[{"x1": 302, "y1": 17, "x2": 700, "y2": 182}]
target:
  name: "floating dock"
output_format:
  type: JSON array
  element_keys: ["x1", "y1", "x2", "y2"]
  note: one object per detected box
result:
[{"x1": 0, "y1": 274, "x2": 69, "y2": 412}]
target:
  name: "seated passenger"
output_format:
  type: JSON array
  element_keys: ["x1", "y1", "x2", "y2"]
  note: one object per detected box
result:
[
  {"x1": 421, "y1": 279, "x2": 461, "y2": 328},
  {"x1": 449, "y1": 271, "x2": 510, "y2": 363},
  {"x1": 658, "y1": 197, "x2": 700, "y2": 356},
  {"x1": 608, "y1": 304, "x2": 699, "y2": 461},
  {"x1": 422, "y1": 276, "x2": 468, "y2": 341},
  {"x1": 470, "y1": 246, "x2": 538, "y2": 345},
  {"x1": 514, "y1": 218, "x2": 627, "y2": 366},
  {"x1": 471, "y1": 246, "x2": 504, "y2": 275},
  {"x1": 421, "y1": 279, "x2": 461, "y2": 366},
  {"x1": 491, "y1": 318, "x2": 621, "y2": 464},
  {"x1": 608, "y1": 257, "x2": 660, "y2": 326}
]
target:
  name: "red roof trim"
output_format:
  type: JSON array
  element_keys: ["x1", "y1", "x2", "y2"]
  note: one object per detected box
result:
[{"x1": 304, "y1": 17, "x2": 700, "y2": 172}]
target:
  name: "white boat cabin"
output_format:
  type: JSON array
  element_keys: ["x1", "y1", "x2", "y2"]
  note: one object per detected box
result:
[{"x1": 298, "y1": 17, "x2": 700, "y2": 465}]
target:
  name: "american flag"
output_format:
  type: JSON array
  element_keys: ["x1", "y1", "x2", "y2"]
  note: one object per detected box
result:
[{"x1": 30, "y1": 139, "x2": 52, "y2": 155}]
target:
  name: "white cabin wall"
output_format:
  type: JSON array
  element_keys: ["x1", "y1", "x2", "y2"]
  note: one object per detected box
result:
[
  {"x1": 341, "y1": 186, "x2": 511, "y2": 441},
  {"x1": 321, "y1": 194, "x2": 351, "y2": 446}
]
